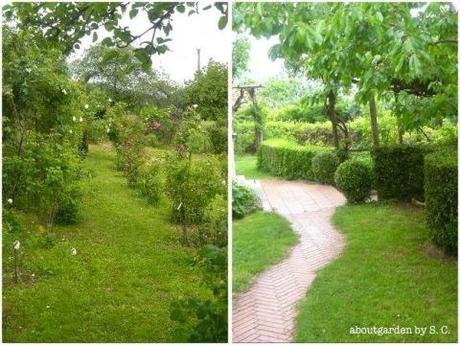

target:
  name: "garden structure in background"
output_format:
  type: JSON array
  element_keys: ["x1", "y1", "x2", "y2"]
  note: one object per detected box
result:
[{"x1": 233, "y1": 1, "x2": 457, "y2": 343}]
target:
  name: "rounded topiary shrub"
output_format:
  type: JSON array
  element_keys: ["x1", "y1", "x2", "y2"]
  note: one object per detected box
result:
[
  {"x1": 424, "y1": 151, "x2": 457, "y2": 254},
  {"x1": 311, "y1": 151, "x2": 340, "y2": 185},
  {"x1": 334, "y1": 159, "x2": 373, "y2": 203}
]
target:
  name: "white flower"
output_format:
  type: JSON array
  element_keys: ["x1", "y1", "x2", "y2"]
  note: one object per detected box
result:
[
  {"x1": 108, "y1": 98, "x2": 112, "y2": 102},
  {"x1": 106, "y1": 128, "x2": 110, "y2": 133},
  {"x1": 79, "y1": 117, "x2": 83, "y2": 122},
  {"x1": 84, "y1": 104, "x2": 89, "y2": 109},
  {"x1": 31, "y1": 273, "x2": 35, "y2": 278},
  {"x1": 62, "y1": 89, "x2": 67, "y2": 95},
  {"x1": 13, "y1": 240, "x2": 20, "y2": 251},
  {"x1": 72, "y1": 116, "x2": 76, "y2": 122},
  {"x1": 70, "y1": 248, "x2": 77, "y2": 256},
  {"x1": 25, "y1": 67, "x2": 32, "y2": 73},
  {"x1": 69, "y1": 129, "x2": 73, "y2": 134},
  {"x1": 192, "y1": 104, "x2": 198, "y2": 109},
  {"x1": 46, "y1": 305, "x2": 50, "y2": 309},
  {"x1": 7, "y1": 198, "x2": 13, "y2": 205}
]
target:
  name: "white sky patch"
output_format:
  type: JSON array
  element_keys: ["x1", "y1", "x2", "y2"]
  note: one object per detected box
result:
[
  {"x1": 69, "y1": 4, "x2": 228, "y2": 84},
  {"x1": 235, "y1": 32, "x2": 284, "y2": 84}
]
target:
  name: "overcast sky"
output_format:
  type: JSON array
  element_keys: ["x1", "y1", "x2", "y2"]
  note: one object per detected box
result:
[
  {"x1": 246, "y1": 35, "x2": 285, "y2": 83},
  {"x1": 69, "y1": 3, "x2": 229, "y2": 84}
]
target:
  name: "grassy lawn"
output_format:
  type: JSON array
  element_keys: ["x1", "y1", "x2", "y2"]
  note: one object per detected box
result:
[
  {"x1": 235, "y1": 155, "x2": 278, "y2": 179},
  {"x1": 295, "y1": 202, "x2": 457, "y2": 342},
  {"x1": 233, "y1": 211, "x2": 297, "y2": 294},
  {"x1": 2, "y1": 144, "x2": 208, "y2": 342}
]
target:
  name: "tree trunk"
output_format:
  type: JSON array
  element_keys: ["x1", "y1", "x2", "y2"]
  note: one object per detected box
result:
[
  {"x1": 254, "y1": 126, "x2": 263, "y2": 151},
  {"x1": 326, "y1": 91, "x2": 340, "y2": 149},
  {"x1": 368, "y1": 93, "x2": 380, "y2": 148},
  {"x1": 394, "y1": 93, "x2": 403, "y2": 144},
  {"x1": 397, "y1": 118, "x2": 404, "y2": 144}
]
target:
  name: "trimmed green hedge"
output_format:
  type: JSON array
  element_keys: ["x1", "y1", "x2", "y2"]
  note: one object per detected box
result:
[
  {"x1": 372, "y1": 145, "x2": 425, "y2": 201},
  {"x1": 312, "y1": 151, "x2": 340, "y2": 185},
  {"x1": 424, "y1": 151, "x2": 458, "y2": 253},
  {"x1": 257, "y1": 139, "x2": 332, "y2": 180}
]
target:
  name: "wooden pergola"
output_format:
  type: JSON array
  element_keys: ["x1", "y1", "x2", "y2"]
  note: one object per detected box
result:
[{"x1": 232, "y1": 84, "x2": 263, "y2": 112}]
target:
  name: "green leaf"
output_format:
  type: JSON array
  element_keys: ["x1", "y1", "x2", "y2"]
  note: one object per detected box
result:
[
  {"x1": 176, "y1": 5, "x2": 185, "y2": 13},
  {"x1": 92, "y1": 32, "x2": 98, "y2": 42},
  {"x1": 218, "y1": 15, "x2": 228, "y2": 30},
  {"x1": 134, "y1": 48, "x2": 152, "y2": 68},
  {"x1": 129, "y1": 8, "x2": 138, "y2": 19},
  {"x1": 101, "y1": 37, "x2": 113, "y2": 47},
  {"x1": 104, "y1": 21, "x2": 114, "y2": 31}
]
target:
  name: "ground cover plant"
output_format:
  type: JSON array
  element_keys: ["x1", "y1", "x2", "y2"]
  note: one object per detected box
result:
[
  {"x1": 233, "y1": 211, "x2": 297, "y2": 294},
  {"x1": 3, "y1": 2, "x2": 228, "y2": 342},
  {"x1": 295, "y1": 203, "x2": 457, "y2": 342}
]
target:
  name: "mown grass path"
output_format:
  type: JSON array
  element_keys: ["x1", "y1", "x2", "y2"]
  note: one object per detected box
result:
[{"x1": 3, "y1": 144, "x2": 207, "y2": 342}]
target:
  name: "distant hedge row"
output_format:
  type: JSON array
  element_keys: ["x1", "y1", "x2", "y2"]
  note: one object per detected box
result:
[{"x1": 257, "y1": 139, "x2": 332, "y2": 180}]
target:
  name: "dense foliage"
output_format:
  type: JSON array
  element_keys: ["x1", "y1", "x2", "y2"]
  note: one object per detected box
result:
[
  {"x1": 2, "y1": 27, "x2": 86, "y2": 230},
  {"x1": 424, "y1": 151, "x2": 458, "y2": 254}
]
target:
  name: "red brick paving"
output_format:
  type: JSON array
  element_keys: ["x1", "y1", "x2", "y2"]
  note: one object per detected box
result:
[{"x1": 233, "y1": 179, "x2": 346, "y2": 343}]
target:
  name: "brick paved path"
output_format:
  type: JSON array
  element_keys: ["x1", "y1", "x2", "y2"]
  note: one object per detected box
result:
[{"x1": 233, "y1": 179, "x2": 346, "y2": 343}]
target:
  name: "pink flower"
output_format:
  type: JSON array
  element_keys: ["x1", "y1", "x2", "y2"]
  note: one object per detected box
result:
[{"x1": 153, "y1": 122, "x2": 161, "y2": 130}]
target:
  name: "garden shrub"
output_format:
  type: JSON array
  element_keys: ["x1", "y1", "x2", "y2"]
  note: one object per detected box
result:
[
  {"x1": 204, "y1": 120, "x2": 227, "y2": 154},
  {"x1": 138, "y1": 158, "x2": 163, "y2": 205},
  {"x1": 54, "y1": 188, "x2": 81, "y2": 225},
  {"x1": 170, "y1": 244, "x2": 227, "y2": 342},
  {"x1": 2, "y1": 28, "x2": 85, "y2": 229},
  {"x1": 2, "y1": 209, "x2": 23, "y2": 233},
  {"x1": 257, "y1": 139, "x2": 332, "y2": 180},
  {"x1": 233, "y1": 120, "x2": 256, "y2": 154},
  {"x1": 278, "y1": 103, "x2": 326, "y2": 123},
  {"x1": 195, "y1": 194, "x2": 228, "y2": 247},
  {"x1": 232, "y1": 183, "x2": 260, "y2": 219},
  {"x1": 311, "y1": 151, "x2": 340, "y2": 185},
  {"x1": 334, "y1": 159, "x2": 373, "y2": 203},
  {"x1": 424, "y1": 151, "x2": 458, "y2": 254},
  {"x1": 350, "y1": 111, "x2": 399, "y2": 149},
  {"x1": 166, "y1": 155, "x2": 225, "y2": 226},
  {"x1": 372, "y1": 145, "x2": 425, "y2": 201},
  {"x1": 116, "y1": 141, "x2": 144, "y2": 188}
]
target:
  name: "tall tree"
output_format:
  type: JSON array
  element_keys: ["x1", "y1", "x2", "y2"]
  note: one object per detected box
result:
[{"x1": 234, "y1": 2, "x2": 457, "y2": 147}]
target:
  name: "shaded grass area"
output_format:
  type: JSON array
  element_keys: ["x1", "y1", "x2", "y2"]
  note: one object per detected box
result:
[
  {"x1": 2, "y1": 144, "x2": 208, "y2": 342},
  {"x1": 235, "y1": 155, "x2": 278, "y2": 179},
  {"x1": 295, "y1": 202, "x2": 457, "y2": 342},
  {"x1": 233, "y1": 211, "x2": 297, "y2": 294}
]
